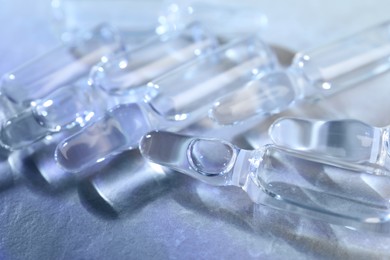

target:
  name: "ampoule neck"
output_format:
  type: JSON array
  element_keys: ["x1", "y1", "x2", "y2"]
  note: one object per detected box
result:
[
  {"x1": 374, "y1": 126, "x2": 390, "y2": 172},
  {"x1": 285, "y1": 63, "x2": 318, "y2": 101},
  {"x1": 230, "y1": 148, "x2": 265, "y2": 187}
]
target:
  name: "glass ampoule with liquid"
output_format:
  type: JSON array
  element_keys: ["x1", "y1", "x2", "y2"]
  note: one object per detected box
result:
[
  {"x1": 140, "y1": 131, "x2": 390, "y2": 233},
  {"x1": 54, "y1": 36, "x2": 278, "y2": 173},
  {"x1": 0, "y1": 24, "x2": 125, "y2": 109},
  {"x1": 51, "y1": 0, "x2": 165, "y2": 42},
  {"x1": 210, "y1": 21, "x2": 390, "y2": 125},
  {"x1": 0, "y1": 23, "x2": 217, "y2": 150}
]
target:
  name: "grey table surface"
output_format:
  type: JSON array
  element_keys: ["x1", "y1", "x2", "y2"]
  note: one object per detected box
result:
[{"x1": 1, "y1": 0, "x2": 390, "y2": 259}]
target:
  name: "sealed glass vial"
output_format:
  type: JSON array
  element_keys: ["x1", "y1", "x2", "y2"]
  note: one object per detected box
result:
[
  {"x1": 0, "y1": 24, "x2": 124, "y2": 107},
  {"x1": 210, "y1": 21, "x2": 390, "y2": 125},
  {"x1": 55, "y1": 36, "x2": 278, "y2": 173},
  {"x1": 140, "y1": 131, "x2": 390, "y2": 233}
]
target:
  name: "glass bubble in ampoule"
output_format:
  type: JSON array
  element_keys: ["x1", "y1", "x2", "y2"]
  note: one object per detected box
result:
[
  {"x1": 210, "y1": 21, "x2": 390, "y2": 125},
  {"x1": 140, "y1": 131, "x2": 390, "y2": 233},
  {"x1": 55, "y1": 36, "x2": 278, "y2": 173},
  {"x1": 0, "y1": 24, "x2": 217, "y2": 151},
  {"x1": 0, "y1": 24, "x2": 125, "y2": 107},
  {"x1": 269, "y1": 117, "x2": 390, "y2": 173}
]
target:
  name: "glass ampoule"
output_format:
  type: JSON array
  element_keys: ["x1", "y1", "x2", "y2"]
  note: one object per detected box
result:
[
  {"x1": 0, "y1": 24, "x2": 217, "y2": 151},
  {"x1": 0, "y1": 24, "x2": 125, "y2": 108},
  {"x1": 55, "y1": 36, "x2": 278, "y2": 173},
  {"x1": 210, "y1": 21, "x2": 390, "y2": 125},
  {"x1": 90, "y1": 22, "x2": 217, "y2": 96},
  {"x1": 51, "y1": 0, "x2": 166, "y2": 42},
  {"x1": 140, "y1": 131, "x2": 390, "y2": 233},
  {"x1": 52, "y1": 0, "x2": 268, "y2": 42},
  {"x1": 156, "y1": 0, "x2": 268, "y2": 39},
  {"x1": 269, "y1": 117, "x2": 390, "y2": 173}
]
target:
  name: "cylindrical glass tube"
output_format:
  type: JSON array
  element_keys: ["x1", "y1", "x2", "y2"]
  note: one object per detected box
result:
[
  {"x1": 292, "y1": 20, "x2": 390, "y2": 98},
  {"x1": 0, "y1": 83, "x2": 103, "y2": 150},
  {"x1": 140, "y1": 131, "x2": 390, "y2": 232},
  {"x1": 52, "y1": 0, "x2": 163, "y2": 42},
  {"x1": 211, "y1": 21, "x2": 390, "y2": 125},
  {"x1": 156, "y1": 0, "x2": 268, "y2": 38},
  {"x1": 90, "y1": 23, "x2": 218, "y2": 96},
  {"x1": 146, "y1": 36, "x2": 277, "y2": 122},
  {"x1": 0, "y1": 24, "x2": 125, "y2": 106},
  {"x1": 269, "y1": 117, "x2": 390, "y2": 173}
]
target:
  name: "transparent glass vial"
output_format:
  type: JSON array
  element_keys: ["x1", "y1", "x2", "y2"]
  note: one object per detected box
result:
[
  {"x1": 55, "y1": 36, "x2": 278, "y2": 173},
  {"x1": 52, "y1": 0, "x2": 164, "y2": 42},
  {"x1": 0, "y1": 24, "x2": 124, "y2": 107},
  {"x1": 269, "y1": 117, "x2": 390, "y2": 173},
  {"x1": 210, "y1": 21, "x2": 390, "y2": 125},
  {"x1": 140, "y1": 131, "x2": 390, "y2": 232},
  {"x1": 156, "y1": 0, "x2": 268, "y2": 38},
  {"x1": 90, "y1": 22, "x2": 217, "y2": 96},
  {"x1": 146, "y1": 35, "x2": 277, "y2": 121}
]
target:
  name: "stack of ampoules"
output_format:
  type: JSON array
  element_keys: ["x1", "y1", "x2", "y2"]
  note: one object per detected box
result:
[{"x1": 1, "y1": 0, "x2": 390, "y2": 233}]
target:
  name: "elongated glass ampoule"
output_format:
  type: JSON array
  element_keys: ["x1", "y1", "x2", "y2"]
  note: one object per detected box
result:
[
  {"x1": 210, "y1": 21, "x2": 390, "y2": 125},
  {"x1": 55, "y1": 36, "x2": 278, "y2": 173},
  {"x1": 140, "y1": 131, "x2": 390, "y2": 232},
  {"x1": 90, "y1": 23, "x2": 217, "y2": 96},
  {"x1": 269, "y1": 117, "x2": 390, "y2": 173},
  {"x1": 52, "y1": 0, "x2": 165, "y2": 42},
  {"x1": 0, "y1": 24, "x2": 216, "y2": 151},
  {"x1": 156, "y1": 0, "x2": 268, "y2": 38},
  {"x1": 0, "y1": 24, "x2": 124, "y2": 107}
]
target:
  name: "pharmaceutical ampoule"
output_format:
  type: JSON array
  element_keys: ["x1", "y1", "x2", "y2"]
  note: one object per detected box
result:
[
  {"x1": 140, "y1": 131, "x2": 390, "y2": 232},
  {"x1": 1, "y1": 24, "x2": 217, "y2": 150},
  {"x1": 55, "y1": 36, "x2": 278, "y2": 173},
  {"x1": 269, "y1": 117, "x2": 390, "y2": 173},
  {"x1": 52, "y1": 0, "x2": 268, "y2": 42},
  {"x1": 52, "y1": 0, "x2": 165, "y2": 42},
  {"x1": 210, "y1": 21, "x2": 390, "y2": 125},
  {"x1": 156, "y1": 0, "x2": 268, "y2": 38},
  {"x1": 90, "y1": 22, "x2": 217, "y2": 96},
  {"x1": 0, "y1": 24, "x2": 125, "y2": 108}
]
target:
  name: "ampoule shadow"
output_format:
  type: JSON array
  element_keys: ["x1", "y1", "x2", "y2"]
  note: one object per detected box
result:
[
  {"x1": 78, "y1": 149, "x2": 177, "y2": 220},
  {"x1": 169, "y1": 176, "x2": 383, "y2": 258}
]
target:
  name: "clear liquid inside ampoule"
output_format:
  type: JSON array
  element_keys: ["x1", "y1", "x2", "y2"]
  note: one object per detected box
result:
[
  {"x1": 253, "y1": 146, "x2": 390, "y2": 223},
  {"x1": 1, "y1": 111, "x2": 50, "y2": 150},
  {"x1": 140, "y1": 131, "x2": 235, "y2": 185},
  {"x1": 188, "y1": 139, "x2": 236, "y2": 176},
  {"x1": 33, "y1": 83, "x2": 100, "y2": 131},
  {"x1": 56, "y1": 103, "x2": 151, "y2": 172},
  {"x1": 270, "y1": 118, "x2": 379, "y2": 164}
]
